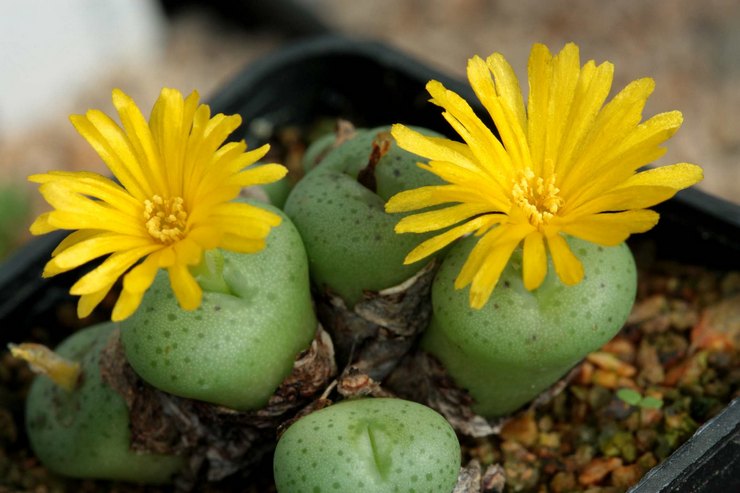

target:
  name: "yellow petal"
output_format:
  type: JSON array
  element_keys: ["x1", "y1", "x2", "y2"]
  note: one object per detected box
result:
[
  {"x1": 523, "y1": 231, "x2": 547, "y2": 290},
  {"x1": 547, "y1": 234, "x2": 584, "y2": 285},
  {"x1": 187, "y1": 225, "x2": 222, "y2": 250},
  {"x1": 122, "y1": 252, "x2": 162, "y2": 293},
  {"x1": 197, "y1": 111, "x2": 242, "y2": 163},
  {"x1": 39, "y1": 185, "x2": 145, "y2": 237},
  {"x1": 192, "y1": 141, "x2": 268, "y2": 200},
  {"x1": 187, "y1": 185, "x2": 242, "y2": 218},
  {"x1": 168, "y1": 263, "x2": 202, "y2": 311},
  {"x1": 416, "y1": 161, "x2": 511, "y2": 210},
  {"x1": 622, "y1": 162, "x2": 703, "y2": 189},
  {"x1": 385, "y1": 185, "x2": 486, "y2": 213},
  {"x1": 543, "y1": 43, "x2": 581, "y2": 174},
  {"x1": 395, "y1": 203, "x2": 494, "y2": 233},
  {"x1": 468, "y1": 227, "x2": 528, "y2": 309},
  {"x1": 29, "y1": 171, "x2": 140, "y2": 216},
  {"x1": 149, "y1": 88, "x2": 199, "y2": 197},
  {"x1": 181, "y1": 104, "x2": 213, "y2": 195},
  {"x1": 556, "y1": 59, "x2": 614, "y2": 178},
  {"x1": 209, "y1": 202, "x2": 282, "y2": 229},
  {"x1": 111, "y1": 289, "x2": 146, "y2": 322},
  {"x1": 173, "y1": 237, "x2": 203, "y2": 266},
  {"x1": 231, "y1": 163, "x2": 288, "y2": 187},
  {"x1": 567, "y1": 185, "x2": 678, "y2": 217},
  {"x1": 112, "y1": 88, "x2": 167, "y2": 194},
  {"x1": 29, "y1": 212, "x2": 55, "y2": 235},
  {"x1": 427, "y1": 80, "x2": 515, "y2": 186},
  {"x1": 455, "y1": 221, "x2": 532, "y2": 291},
  {"x1": 8, "y1": 343, "x2": 81, "y2": 391},
  {"x1": 568, "y1": 160, "x2": 703, "y2": 216},
  {"x1": 418, "y1": 159, "x2": 488, "y2": 185},
  {"x1": 70, "y1": 111, "x2": 150, "y2": 200},
  {"x1": 526, "y1": 43, "x2": 553, "y2": 168},
  {"x1": 210, "y1": 216, "x2": 273, "y2": 239},
  {"x1": 113, "y1": 253, "x2": 162, "y2": 321},
  {"x1": 563, "y1": 77, "x2": 655, "y2": 188},
  {"x1": 560, "y1": 210, "x2": 659, "y2": 245},
  {"x1": 455, "y1": 227, "x2": 503, "y2": 289},
  {"x1": 563, "y1": 111, "x2": 684, "y2": 206},
  {"x1": 219, "y1": 235, "x2": 267, "y2": 253},
  {"x1": 70, "y1": 245, "x2": 160, "y2": 295},
  {"x1": 77, "y1": 287, "x2": 112, "y2": 319},
  {"x1": 486, "y1": 52, "x2": 527, "y2": 131},
  {"x1": 44, "y1": 233, "x2": 152, "y2": 276},
  {"x1": 467, "y1": 56, "x2": 531, "y2": 173},
  {"x1": 391, "y1": 124, "x2": 477, "y2": 171},
  {"x1": 186, "y1": 140, "x2": 247, "y2": 201},
  {"x1": 50, "y1": 229, "x2": 100, "y2": 257},
  {"x1": 403, "y1": 214, "x2": 502, "y2": 265}
]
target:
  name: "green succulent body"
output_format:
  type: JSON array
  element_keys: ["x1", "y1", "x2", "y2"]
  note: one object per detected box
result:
[
  {"x1": 25, "y1": 323, "x2": 183, "y2": 482},
  {"x1": 424, "y1": 236, "x2": 637, "y2": 417},
  {"x1": 284, "y1": 126, "x2": 444, "y2": 306},
  {"x1": 273, "y1": 398, "x2": 461, "y2": 493},
  {"x1": 301, "y1": 131, "x2": 337, "y2": 174},
  {"x1": 121, "y1": 203, "x2": 316, "y2": 411}
]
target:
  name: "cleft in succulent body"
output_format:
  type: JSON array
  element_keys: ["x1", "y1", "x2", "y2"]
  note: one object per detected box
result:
[{"x1": 273, "y1": 398, "x2": 461, "y2": 493}]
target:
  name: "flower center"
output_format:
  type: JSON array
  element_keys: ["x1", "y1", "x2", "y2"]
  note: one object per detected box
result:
[
  {"x1": 511, "y1": 168, "x2": 563, "y2": 229},
  {"x1": 143, "y1": 195, "x2": 188, "y2": 243}
]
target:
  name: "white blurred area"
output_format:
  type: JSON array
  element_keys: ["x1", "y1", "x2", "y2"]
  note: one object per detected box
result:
[
  {"x1": 0, "y1": 0, "x2": 165, "y2": 138},
  {"x1": 0, "y1": 0, "x2": 737, "y2": 207},
  {"x1": 0, "y1": 0, "x2": 280, "y2": 184}
]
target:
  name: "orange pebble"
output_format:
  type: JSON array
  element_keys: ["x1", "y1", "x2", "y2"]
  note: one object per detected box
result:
[{"x1": 578, "y1": 457, "x2": 623, "y2": 486}]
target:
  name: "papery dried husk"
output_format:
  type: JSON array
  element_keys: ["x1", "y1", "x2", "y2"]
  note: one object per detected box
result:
[
  {"x1": 385, "y1": 349, "x2": 581, "y2": 438},
  {"x1": 315, "y1": 260, "x2": 437, "y2": 381},
  {"x1": 100, "y1": 324, "x2": 336, "y2": 488},
  {"x1": 384, "y1": 350, "x2": 503, "y2": 437},
  {"x1": 275, "y1": 365, "x2": 395, "y2": 437},
  {"x1": 453, "y1": 460, "x2": 506, "y2": 493}
]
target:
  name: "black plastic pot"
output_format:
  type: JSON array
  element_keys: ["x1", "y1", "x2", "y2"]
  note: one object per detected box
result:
[{"x1": 1, "y1": 36, "x2": 738, "y2": 492}]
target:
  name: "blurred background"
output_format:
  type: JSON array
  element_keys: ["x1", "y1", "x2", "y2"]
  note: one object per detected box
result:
[{"x1": 0, "y1": 0, "x2": 737, "y2": 259}]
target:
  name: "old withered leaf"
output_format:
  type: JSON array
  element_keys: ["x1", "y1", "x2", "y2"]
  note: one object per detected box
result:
[
  {"x1": 100, "y1": 325, "x2": 336, "y2": 486},
  {"x1": 316, "y1": 260, "x2": 437, "y2": 382},
  {"x1": 385, "y1": 350, "x2": 503, "y2": 438}
]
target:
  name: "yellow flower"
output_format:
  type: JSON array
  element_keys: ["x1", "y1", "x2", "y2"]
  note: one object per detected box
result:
[
  {"x1": 386, "y1": 43, "x2": 703, "y2": 309},
  {"x1": 30, "y1": 88, "x2": 286, "y2": 321}
]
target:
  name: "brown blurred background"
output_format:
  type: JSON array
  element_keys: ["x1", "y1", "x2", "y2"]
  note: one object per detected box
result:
[{"x1": 0, "y1": 0, "x2": 737, "y2": 257}]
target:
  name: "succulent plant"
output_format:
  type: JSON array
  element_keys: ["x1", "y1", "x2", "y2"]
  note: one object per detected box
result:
[
  {"x1": 24, "y1": 322, "x2": 183, "y2": 482},
  {"x1": 120, "y1": 202, "x2": 317, "y2": 411},
  {"x1": 273, "y1": 398, "x2": 461, "y2": 493},
  {"x1": 283, "y1": 126, "x2": 445, "y2": 306},
  {"x1": 423, "y1": 235, "x2": 637, "y2": 417}
]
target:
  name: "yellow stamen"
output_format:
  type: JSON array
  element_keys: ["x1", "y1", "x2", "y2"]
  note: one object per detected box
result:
[
  {"x1": 143, "y1": 195, "x2": 188, "y2": 243},
  {"x1": 8, "y1": 343, "x2": 81, "y2": 391},
  {"x1": 511, "y1": 167, "x2": 563, "y2": 229}
]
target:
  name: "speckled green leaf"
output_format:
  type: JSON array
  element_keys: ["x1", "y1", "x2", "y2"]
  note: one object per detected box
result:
[
  {"x1": 26, "y1": 323, "x2": 183, "y2": 482},
  {"x1": 273, "y1": 398, "x2": 461, "y2": 493},
  {"x1": 424, "y1": 236, "x2": 637, "y2": 417}
]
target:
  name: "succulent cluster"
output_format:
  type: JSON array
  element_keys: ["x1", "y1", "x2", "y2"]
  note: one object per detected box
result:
[{"x1": 13, "y1": 41, "x2": 702, "y2": 491}]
